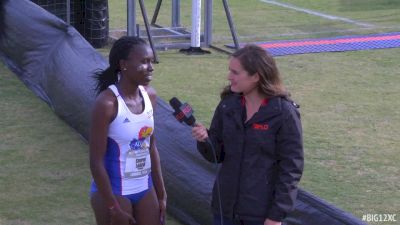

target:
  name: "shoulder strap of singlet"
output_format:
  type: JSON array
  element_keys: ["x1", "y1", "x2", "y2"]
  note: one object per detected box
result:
[
  {"x1": 108, "y1": 84, "x2": 120, "y2": 98},
  {"x1": 109, "y1": 84, "x2": 152, "y2": 110},
  {"x1": 138, "y1": 85, "x2": 152, "y2": 105}
]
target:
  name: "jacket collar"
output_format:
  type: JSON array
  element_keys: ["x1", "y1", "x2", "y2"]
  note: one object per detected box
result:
[
  {"x1": 222, "y1": 94, "x2": 244, "y2": 129},
  {"x1": 252, "y1": 96, "x2": 282, "y2": 122}
]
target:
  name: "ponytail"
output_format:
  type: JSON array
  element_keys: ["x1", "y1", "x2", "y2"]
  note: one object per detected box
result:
[{"x1": 93, "y1": 67, "x2": 119, "y2": 95}]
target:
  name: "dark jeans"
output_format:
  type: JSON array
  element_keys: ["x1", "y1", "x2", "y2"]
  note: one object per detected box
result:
[{"x1": 213, "y1": 214, "x2": 264, "y2": 225}]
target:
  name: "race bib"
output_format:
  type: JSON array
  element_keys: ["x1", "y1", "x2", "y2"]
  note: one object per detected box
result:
[{"x1": 124, "y1": 149, "x2": 151, "y2": 178}]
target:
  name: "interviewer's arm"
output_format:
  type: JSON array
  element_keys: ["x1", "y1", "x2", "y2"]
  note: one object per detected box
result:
[{"x1": 267, "y1": 105, "x2": 304, "y2": 222}]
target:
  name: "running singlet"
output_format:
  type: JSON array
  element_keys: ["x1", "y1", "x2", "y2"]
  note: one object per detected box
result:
[{"x1": 91, "y1": 84, "x2": 154, "y2": 195}]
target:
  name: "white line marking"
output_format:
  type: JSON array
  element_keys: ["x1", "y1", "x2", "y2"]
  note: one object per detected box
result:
[{"x1": 260, "y1": 0, "x2": 374, "y2": 28}]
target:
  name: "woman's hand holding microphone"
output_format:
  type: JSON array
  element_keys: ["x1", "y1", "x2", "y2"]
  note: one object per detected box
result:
[{"x1": 191, "y1": 123, "x2": 208, "y2": 142}]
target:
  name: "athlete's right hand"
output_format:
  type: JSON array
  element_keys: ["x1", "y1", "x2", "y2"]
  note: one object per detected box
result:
[
  {"x1": 110, "y1": 207, "x2": 136, "y2": 225},
  {"x1": 192, "y1": 123, "x2": 208, "y2": 142}
]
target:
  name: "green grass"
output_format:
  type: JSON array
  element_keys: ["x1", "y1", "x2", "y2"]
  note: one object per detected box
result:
[
  {"x1": 0, "y1": 65, "x2": 94, "y2": 224},
  {"x1": 277, "y1": 49, "x2": 400, "y2": 218},
  {"x1": 1, "y1": 0, "x2": 400, "y2": 224},
  {"x1": 110, "y1": 0, "x2": 400, "y2": 44},
  {"x1": 0, "y1": 62, "x2": 180, "y2": 225},
  {"x1": 150, "y1": 48, "x2": 400, "y2": 223}
]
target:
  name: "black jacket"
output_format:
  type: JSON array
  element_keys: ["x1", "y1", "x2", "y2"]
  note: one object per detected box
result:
[{"x1": 197, "y1": 94, "x2": 304, "y2": 222}]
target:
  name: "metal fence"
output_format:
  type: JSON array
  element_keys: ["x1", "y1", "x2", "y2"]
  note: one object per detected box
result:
[{"x1": 31, "y1": 0, "x2": 108, "y2": 48}]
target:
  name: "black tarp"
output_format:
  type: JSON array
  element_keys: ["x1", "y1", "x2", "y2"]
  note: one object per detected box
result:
[
  {"x1": 0, "y1": 0, "x2": 366, "y2": 224},
  {"x1": 0, "y1": 0, "x2": 102, "y2": 139}
]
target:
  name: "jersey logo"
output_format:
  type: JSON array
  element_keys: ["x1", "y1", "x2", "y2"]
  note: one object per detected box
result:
[
  {"x1": 252, "y1": 123, "x2": 269, "y2": 130},
  {"x1": 146, "y1": 109, "x2": 153, "y2": 118},
  {"x1": 123, "y1": 118, "x2": 130, "y2": 123},
  {"x1": 128, "y1": 127, "x2": 153, "y2": 151},
  {"x1": 139, "y1": 126, "x2": 153, "y2": 139},
  {"x1": 129, "y1": 139, "x2": 142, "y2": 150}
]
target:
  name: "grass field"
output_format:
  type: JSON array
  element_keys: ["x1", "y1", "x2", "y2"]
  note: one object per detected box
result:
[{"x1": 1, "y1": 0, "x2": 400, "y2": 224}]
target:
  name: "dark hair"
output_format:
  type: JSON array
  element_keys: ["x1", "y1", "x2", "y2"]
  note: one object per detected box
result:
[
  {"x1": 94, "y1": 36, "x2": 147, "y2": 95},
  {"x1": 220, "y1": 44, "x2": 289, "y2": 99}
]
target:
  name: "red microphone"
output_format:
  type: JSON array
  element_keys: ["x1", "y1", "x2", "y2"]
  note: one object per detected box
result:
[{"x1": 169, "y1": 97, "x2": 196, "y2": 126}]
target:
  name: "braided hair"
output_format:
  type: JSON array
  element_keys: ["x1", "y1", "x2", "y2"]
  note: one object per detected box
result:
[{"x1": 94, "y1": 36, "x2": 147, "y2": 95}]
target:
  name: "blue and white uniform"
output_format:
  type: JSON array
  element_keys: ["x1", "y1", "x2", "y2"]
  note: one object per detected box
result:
[{"x1": 91, "y1": 84, "x2": 154, "y2": 199}]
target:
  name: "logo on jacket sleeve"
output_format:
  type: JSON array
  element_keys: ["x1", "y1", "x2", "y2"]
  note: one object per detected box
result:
[{"x1": 252, "y1": 123, "x2": 269, "y2": 130}]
